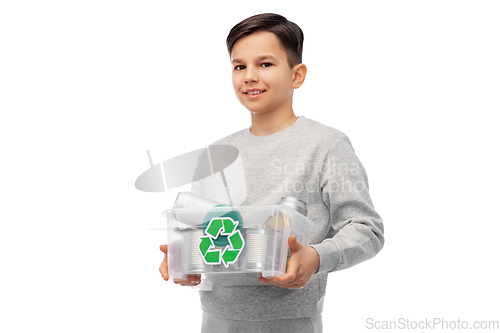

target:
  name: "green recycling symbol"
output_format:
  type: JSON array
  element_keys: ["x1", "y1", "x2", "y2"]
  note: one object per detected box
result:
[{"x1": 198, "y1": 217, "x2": 245, "y2": 268}]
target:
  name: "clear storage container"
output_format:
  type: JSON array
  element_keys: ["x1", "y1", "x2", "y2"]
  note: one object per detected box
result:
[{"x1": 163, "y1": 204, "x2": 315, "y2": 289}]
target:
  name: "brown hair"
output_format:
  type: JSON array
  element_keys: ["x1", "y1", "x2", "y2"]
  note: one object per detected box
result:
[{"x1": 226, "y1": 13, "x2": 304, "y2": 68}]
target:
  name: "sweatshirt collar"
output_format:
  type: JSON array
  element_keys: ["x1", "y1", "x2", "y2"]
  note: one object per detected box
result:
[{"x1": 241, "y1": 116, "x2": 306, "y2": 144}]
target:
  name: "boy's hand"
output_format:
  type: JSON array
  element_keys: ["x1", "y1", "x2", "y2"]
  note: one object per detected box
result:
[
  {"x1": 258, "y1": 235, "x2": 320, "y2": 289},
  {"x1": 159, "y1": 244, "x2": 201, "y2": 286}
]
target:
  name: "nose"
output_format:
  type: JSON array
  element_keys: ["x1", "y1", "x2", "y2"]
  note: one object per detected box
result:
[{"x1": 244, "y1": 66, "x2": 259, "y2": 83}]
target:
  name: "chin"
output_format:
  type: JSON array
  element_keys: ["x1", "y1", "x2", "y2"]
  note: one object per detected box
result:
[
  {"x1": 239, "y1": 104, "x2": 262, "y2": 114},
  {"x1": 244, "y1": 106, "x2": 267, "y2": 113}
]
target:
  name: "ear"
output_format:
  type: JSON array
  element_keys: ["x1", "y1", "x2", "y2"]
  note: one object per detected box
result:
[{"x1": 292, "y1": 63, "x2": 307, "y2": 89}]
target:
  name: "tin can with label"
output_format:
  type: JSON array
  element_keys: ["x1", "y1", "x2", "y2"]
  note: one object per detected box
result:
[{"x1": 278, "y1": 196, "x2": 307, "y2": 216}]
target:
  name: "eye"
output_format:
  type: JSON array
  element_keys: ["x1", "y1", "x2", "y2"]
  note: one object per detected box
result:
[
  {"x1": 234, "y1": 65, "x2": 245, "y2": 71},
  {"x1": 261, "y1": 62, "x2": 273, "y2": 68}
]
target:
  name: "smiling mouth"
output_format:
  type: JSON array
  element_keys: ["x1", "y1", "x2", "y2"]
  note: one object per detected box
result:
[{"x1": 244, "y1": 90, "x2": 266, "y2": 95}]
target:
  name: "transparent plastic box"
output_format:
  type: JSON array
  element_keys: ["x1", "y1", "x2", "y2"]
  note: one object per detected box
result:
[{"x1": 163, "y1": 204, "x2": 315, "y2": 289}]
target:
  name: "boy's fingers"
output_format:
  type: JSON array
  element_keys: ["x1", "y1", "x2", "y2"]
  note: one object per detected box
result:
[
  {"x1": 258, "y1": 276, "x2": 273, "y2": 285},
  {"x1": 274, "y1": 272, "x2": 295, "y2": 285},
  {"x1": 174, "y1": 275, "x2": 201, "y2": 286},
  {"x1": 159, "y1": 247, "x2": 169, "y2": 281},
  {"x1": 173, "y1": 278, "x2": 189, "y2": 285},
  {"x1": 187, "y1": 275, "x2": 201, "y2": 283},
  {"x1": 159, "y1": 244, "x2": 168, "y2": 253},
  {"x1": 288, "y1": 235, "x2": 302, "y2": 252},
  {"x1": 274, "y1": 260, "x2": 299, "y2": 284},
  {"x1": 159, "y1": 263, "x2": 169, "y2": 281}
]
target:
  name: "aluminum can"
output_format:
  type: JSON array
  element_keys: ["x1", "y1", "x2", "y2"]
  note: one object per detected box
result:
[{"x1": 278, "y1": 196, "x2": 307, "y2": 216}]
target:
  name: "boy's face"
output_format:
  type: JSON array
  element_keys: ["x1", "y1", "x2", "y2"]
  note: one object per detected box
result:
[{"x1": 231, "y1": 31, "x2": 305, "y2": 116}]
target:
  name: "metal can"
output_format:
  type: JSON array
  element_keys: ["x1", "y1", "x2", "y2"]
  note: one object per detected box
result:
[
  {"x1": 278, "y1": 196, "x2": 307, "y2": 216},
  {"x1": 262, "y1": 212, "x2": 290, "y2": 232}
]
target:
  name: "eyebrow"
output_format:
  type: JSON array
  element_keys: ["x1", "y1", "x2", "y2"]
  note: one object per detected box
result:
[{"x1": 232, "y1": 55, "x2": 278, "y2": 64}]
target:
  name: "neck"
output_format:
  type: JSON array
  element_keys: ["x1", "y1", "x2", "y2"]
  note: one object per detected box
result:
[{"x1": 249, "y1": 111, "x2": 298, "y2": 136}]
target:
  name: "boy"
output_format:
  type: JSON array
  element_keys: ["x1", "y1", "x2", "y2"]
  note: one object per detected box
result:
[{"x1": 159, "y1": 13, "x2": 384, "y2": 333}]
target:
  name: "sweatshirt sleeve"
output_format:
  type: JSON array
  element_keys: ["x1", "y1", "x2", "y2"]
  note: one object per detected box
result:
[{"x1": 310, "y1": 134, "x2": 385, "y2": 273}]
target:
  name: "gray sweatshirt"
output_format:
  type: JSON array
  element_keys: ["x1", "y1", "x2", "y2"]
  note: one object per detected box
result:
[{"x1": 191, "y1": 116, "x2": 384, "y2": 332}]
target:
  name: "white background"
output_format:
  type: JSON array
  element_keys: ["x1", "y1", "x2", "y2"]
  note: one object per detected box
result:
[{"x1": 1, "y1": 1, "x2": 499, "y2": 332}]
